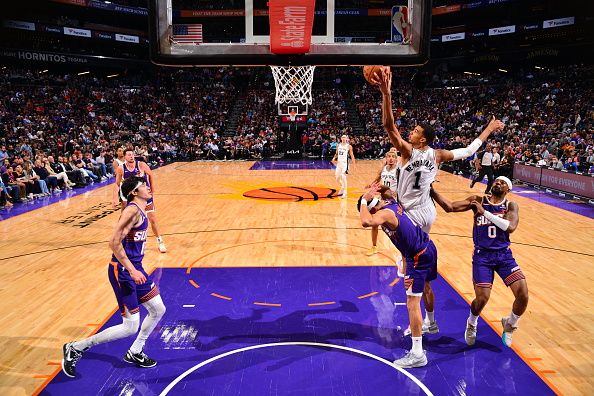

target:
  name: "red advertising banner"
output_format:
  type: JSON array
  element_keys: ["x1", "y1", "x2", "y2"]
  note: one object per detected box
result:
[
  {"x1": 180, "y1": 10, "x2": 244, "y2": 17},
  {"x1": 368, "y1": 9, "x2": 392, "y2": 16},
  {"x1": 269, "y1": 0, "x2": 315, "y2": 54},
  {"x1": 432, "y1": 5, "x2": 462, "y2": 15}
]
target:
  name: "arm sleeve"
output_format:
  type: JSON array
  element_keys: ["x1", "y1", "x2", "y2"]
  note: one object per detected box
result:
[
  {"x1": 483, "y1": 210, "x2": 510, "y2": 231},
  {"x1": 450, "y1": 138, "x2": 483, "y2": 161}
]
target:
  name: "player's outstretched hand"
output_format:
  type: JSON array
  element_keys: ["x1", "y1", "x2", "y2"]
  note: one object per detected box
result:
[
  {"x1": 371, "y1": 68, "x2": 392, "y2": 95},
  {"x1": 487, "y1": 116, "x2": 505, "y2": 132},
  {"x1": 470, "y1": 200, "x2": 485, "y2": 215}
]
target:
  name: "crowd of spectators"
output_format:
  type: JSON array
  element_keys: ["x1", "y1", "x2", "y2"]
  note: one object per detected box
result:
[{"x1": 1, "y1": 63, "x2": 592, "y2": 208}]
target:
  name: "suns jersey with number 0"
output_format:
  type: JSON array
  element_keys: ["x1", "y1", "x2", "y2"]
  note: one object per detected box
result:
[
  {"x1": 336, "y1": 143, "x2": 350, "y2": 165},
  {"x1": 111, "y1": 203, "x2": 148, "y2": 265},
  {"x1": 397, "y1": 147, "x2": 438, "y2": 210},
  {"x1": 473, "y1": 196, "x2": 511, "y2": 250},
  {"x1": 381, "y1": 165, "x2": 398, "y2": 193}
]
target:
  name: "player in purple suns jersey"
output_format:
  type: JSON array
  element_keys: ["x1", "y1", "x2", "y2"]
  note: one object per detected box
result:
[
  {"x1": 113, "y1": 148, "x2": 167, "y2": 253},
  {"x1": 62, "y1": 176, "x2": 167, "y2": 378},
  {"x1": 431, "y1": 176, "x2": 528, "y2": 348},
  {"x1": 359, "y1": 183, "x2": 438, "y2": 368}
]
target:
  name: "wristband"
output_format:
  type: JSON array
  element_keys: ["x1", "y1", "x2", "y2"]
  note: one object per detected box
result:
[{"x1": 360, "y1": 198, "x2": 368, "y2": 206}]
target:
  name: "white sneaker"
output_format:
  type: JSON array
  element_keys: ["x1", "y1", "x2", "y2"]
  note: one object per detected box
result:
[
  {"x1": 465, "y1": 320, "x2": 477, "y2": 346},
  {"x1": 501, "y1": 317, "x2": 517, "y2": 347},
  {"x1": 157, "y1": 238, "x2": 167, "y2": 253},
  {"x1": 403, "y1": 321, "x2": 439, "y2": 336},
  {"x1": 393, "y1": 350, "x2": 427, "y2": 368}
]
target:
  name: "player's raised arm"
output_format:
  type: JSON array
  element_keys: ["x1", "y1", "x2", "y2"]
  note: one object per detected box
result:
[
  {"x1": 438, "y1": 117, "x2": 505, "y2": 163},
  {"x1": 359, "y1": 183, "x2": 398, "y2": 228},
  {"x1": 375, "y1": 69, "x2": 412, "y2": 158}
]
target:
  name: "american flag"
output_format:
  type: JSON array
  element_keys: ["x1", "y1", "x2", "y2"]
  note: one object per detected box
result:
[{"x1": 172, "y1": 24, "x2": 203, "y2": 44}]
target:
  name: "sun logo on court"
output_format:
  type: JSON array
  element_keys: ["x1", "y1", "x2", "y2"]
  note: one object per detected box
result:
[{"x1": 243, "y1": 186, "x2": 339, "y2": 201}]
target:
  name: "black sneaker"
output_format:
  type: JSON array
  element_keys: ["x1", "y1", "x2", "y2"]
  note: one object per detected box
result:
[
  {"x1": 62, "y1": 342, "x2": 83, "y2": 378},
  {"x1": 123, "y1": 350, "x2": 157, "y2": 368}
]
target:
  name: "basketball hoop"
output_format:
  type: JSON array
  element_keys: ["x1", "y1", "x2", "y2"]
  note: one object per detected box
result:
[{"x1": 270, "y1": 65, "x2": 316, "y2": 114}]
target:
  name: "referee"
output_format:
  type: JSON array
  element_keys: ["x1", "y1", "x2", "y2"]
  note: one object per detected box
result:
[{"x1": 470, "y1": 145, "x2": 495, "y2": 193}]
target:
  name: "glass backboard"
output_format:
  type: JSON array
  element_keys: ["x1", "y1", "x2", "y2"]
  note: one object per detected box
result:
[{"x1": 149, "y1": 0, "x2": 432, "y2": 66}]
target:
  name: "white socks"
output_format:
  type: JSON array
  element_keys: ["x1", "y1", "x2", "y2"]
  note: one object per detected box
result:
[
  {"x1": 130, "y1": 295, "x2": 166, "y2": 354},
  {"x1": 468, "y1": 311, "x2": 479, "y2": 326},
  {"x1": 73, "y1": 313, "x2": 140, "y2": 351},
  {"x1": 425, "y1": 310, "x2": 435, "y2": 323},
  {"x1": 508, "y1": 311, "x2": 521, "y2": 327},
  {"x1": 411, "y1": 336, "x2": 423, "y2": 355}
]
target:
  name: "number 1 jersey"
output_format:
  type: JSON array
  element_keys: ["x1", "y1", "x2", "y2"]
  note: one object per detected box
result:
[{"x1": 397, "y1": 147, "x2": 438, "y2": 210}]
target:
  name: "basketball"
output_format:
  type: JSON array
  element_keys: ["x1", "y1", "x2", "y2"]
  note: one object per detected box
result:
[{"x1": 363, "y1": 65, "x2": 386, "y2": 85}]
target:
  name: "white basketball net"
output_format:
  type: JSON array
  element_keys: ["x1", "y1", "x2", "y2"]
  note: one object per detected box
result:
[{"x1": 270, "y1": 66, "x2": 316, "y2": 107}]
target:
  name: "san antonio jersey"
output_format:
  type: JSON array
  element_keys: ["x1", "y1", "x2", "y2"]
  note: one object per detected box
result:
[
  {"x1": 381, "y1": 165, "x2": 398, "y2": 193},
  {"x1": 397, "y1": 147, "x2": 438, "y2": 210}
]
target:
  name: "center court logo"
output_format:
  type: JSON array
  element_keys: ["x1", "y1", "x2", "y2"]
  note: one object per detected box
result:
[{"x1": 243, "y1": 186, "x2": 339, "y2": 201}]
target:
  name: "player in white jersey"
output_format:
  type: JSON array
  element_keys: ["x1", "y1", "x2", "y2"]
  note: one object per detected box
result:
[
  {"x1": 112, "y1": 146, "x2": 126, "y2": 173},
  {"x1": 365, "y1": 149, "x2": 399, "y2": 256},
  {"x1": 375, "y1": 69, "x2": 504, "y2": 233},
  {"x1": 373, "y1": 68, "x2": 504, "y2": 335},
  {"x1": 331, "y1": 135, "x2": 356, "y2": 198}
]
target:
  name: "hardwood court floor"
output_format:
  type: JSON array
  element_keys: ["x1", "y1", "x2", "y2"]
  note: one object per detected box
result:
[{"x1": 0, "y1": 161, "x2": 592, "y2": 395}]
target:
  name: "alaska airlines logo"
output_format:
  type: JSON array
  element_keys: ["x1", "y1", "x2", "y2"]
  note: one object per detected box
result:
[{"x1": 243, "y1": 186, "x2": 339, "y2": 202}]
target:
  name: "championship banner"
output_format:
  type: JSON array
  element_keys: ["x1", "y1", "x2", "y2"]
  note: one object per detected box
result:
[
  {"x1": 269, "y1": 0, "x2": 315, "y2": 55},
  {"x1": 391, "y1": 6, "x2": 410, "y2": 44}
]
